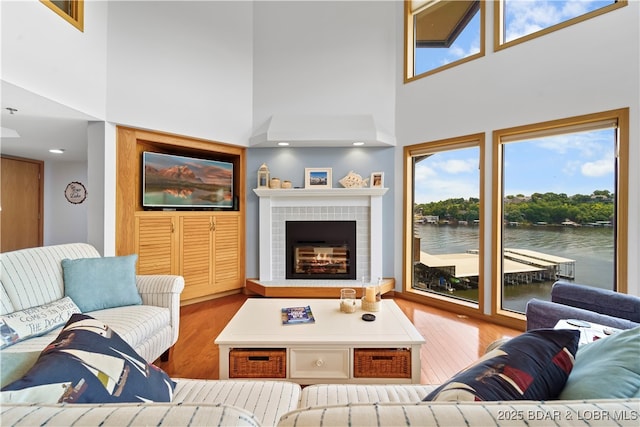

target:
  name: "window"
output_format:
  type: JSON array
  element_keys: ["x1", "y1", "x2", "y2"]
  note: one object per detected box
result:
[
  {"x1": 405, "y1": 0, "x2": 484, "y2": 82},
  {"x1": 41, "y1": 0, "x2": 84, "y2": 32},
  {"x1": 495, "y1": 0, "x2": 625, "y2": 51},
  {"x1": 493, "y1": 109, "x2": 629, "y2": 320},
  {"x1": 404, "y1": 134, "x2": 484, "y2": 310},
  {"x1": 403, "y1": 109, "x2": 629, "y2": 328}
]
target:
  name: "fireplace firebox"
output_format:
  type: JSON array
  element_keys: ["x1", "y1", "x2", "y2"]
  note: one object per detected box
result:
[{"x1": 286, "y1": 220, "x2": 356, "y2": 280}]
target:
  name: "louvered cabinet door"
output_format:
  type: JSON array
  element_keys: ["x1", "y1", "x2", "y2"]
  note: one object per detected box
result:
[
  {"x1": 134, "y1": 214, "x2": 178, "y2": 275},
  {"x1": 179, "y1": 215, "x2": 214, "y2": 301},
  {"x1": 213, "y1": 214, "x2": 243, "y2": 293}
]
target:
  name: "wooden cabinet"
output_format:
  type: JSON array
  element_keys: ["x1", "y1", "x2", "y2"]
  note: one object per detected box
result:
[
  {"x1": 118, "y1": 126, "x2": 245, "y2": 304},
  {"x1": 135, "y1": 211, "x2": 243, "y2": 301},
  {"x1": 135, "y1": 215, "x2": 178, "y2": 275}
]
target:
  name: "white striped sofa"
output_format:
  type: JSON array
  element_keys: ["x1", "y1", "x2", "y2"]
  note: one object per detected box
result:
[
  {"x1": 2, "y1": 382, "x2": 639, "y2": 426},
  {"x1": 2, "y1": 379, "x2": 302, "y2": 427},
  {"x1": 287, "y1": 384, "x2": 640, "y2": 426},
  {"x1": 0, "y1": 243, "x2": 184, "y2": 363}
]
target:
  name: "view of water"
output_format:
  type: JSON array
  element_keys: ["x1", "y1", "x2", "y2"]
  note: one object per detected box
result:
[{"x1": 414, "y1": 224, "x2": 615, "y2": 312}]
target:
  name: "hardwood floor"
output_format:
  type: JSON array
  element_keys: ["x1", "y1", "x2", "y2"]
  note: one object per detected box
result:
[{"x1": 156, "y1": 293, "x2": 522, "y2": 385}]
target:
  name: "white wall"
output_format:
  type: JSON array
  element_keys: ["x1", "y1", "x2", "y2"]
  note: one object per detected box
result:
[
  {"x1": 252, "y1": 0, "x2": 397, "y2": 135},
  {"x1": 246, "y1": 1, "x2": 399, "y2": 279},
  {"x1": 105, "y1": 1, "x2": 254, "y2": 145},
  {"x1": 0, "y1": 0, "x2": 108, "y2": 119},
  {"x1": 393, "y1": 1, "x2": 640, "y2": 296},
  {"x1": 43, "y1": 161, "x2": 88, "y2": 245}
]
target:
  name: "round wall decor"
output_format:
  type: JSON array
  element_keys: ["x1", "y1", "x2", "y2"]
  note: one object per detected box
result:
[{"x1": 64, "y1": 181, "x2": 87, "y2": 204}]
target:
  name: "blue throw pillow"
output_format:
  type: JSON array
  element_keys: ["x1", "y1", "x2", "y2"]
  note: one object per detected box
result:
[
  {"x1": 1, "y1": 313, "x2": 175, "y2": 403},
  {"x1": 423, "y1": 329, "x2": 580, "y2": 401},
  {"x1": 0, "y1": 352, "x2": 40, "y2": 388},
  {"x1": 559, "y1": 326, "x2": 640, "y2": 399},
  {"x1": 62, "y1": 255, "x2": 142, "y2": 312}
]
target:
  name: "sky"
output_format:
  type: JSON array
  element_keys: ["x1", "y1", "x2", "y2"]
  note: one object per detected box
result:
[
  {"x1": 413, "y1": 0, "x2": 617, "y2": 203},
  {"x1": 415, "y1": 0, "x2": 614, "y2": 75},
  {"x1": 414, "y1": 128, "x2": 616, "y2": 203}
]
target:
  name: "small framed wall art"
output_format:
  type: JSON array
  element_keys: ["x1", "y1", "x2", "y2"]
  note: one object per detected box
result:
[
  {"x1": 370, "y1": 172, "x2": 384, "y2": 188},
  {"x1": 64, "y1": 181, "x2": 87, "y2": 204},
  {"x1": 305, "y1": 168, "x2": 332, "y2": 189}
]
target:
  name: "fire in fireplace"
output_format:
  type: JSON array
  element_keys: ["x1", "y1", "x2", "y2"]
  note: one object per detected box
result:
[{"x1": 286, "y1": 220, "x2": 356, "y2": 280}]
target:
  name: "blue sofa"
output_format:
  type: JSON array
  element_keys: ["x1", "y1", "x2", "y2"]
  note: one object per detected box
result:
[{"x1": 525, "y1": 281, "x2": 640, "y2": 330}]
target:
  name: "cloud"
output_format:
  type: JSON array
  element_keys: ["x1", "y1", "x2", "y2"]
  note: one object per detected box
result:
[
  {"x1": 424, "y1": 158, "x2": 478, "y2": 174},
  {"x1": 504, "y1": 0, "x2": 604, "y2": 41},
  {"x1": 534, "y1": 129, "x2": 612, "y2": 159},
  {"x1": 582, "y1": 158, "x2": 614, "y2": 177},
  {"x1": 414, "y1": 178, "x2": 479, "y2": 203},
  {"x1": 562, "y1": 159, "x2": 582, "y2": 176}
]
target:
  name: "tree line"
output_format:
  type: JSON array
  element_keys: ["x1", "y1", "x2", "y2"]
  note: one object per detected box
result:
[{"x1": 414, "y1": 190, "x2": 614, "y2": 225}]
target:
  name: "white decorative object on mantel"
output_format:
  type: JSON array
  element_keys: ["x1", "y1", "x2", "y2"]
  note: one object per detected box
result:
[{"x1": 339, "y1": 171, "x2": 370, "y2": 188}]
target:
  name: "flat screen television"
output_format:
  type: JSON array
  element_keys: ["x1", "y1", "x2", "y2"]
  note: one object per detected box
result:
[{"x1": 142, "y1": 151, "x2": 234, "y2": 210}]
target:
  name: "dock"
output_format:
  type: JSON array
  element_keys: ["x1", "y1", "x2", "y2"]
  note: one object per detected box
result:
[{"x1": 416, "y1": 248, "x2": 575, "y2": 289}]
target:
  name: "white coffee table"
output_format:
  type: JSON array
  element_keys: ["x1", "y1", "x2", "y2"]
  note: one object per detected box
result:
[
  {"x1": 554, "y1": 319, "x2": 621, "y2": 346},
  {"x1": 215, "y1": 298, "x2": 425, "y2": 384}
]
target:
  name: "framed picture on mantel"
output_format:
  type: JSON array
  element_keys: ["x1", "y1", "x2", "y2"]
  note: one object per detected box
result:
[
  {"x1": 305, "y1": 168, "x2": 332, "y2": 189},
  {"x1": 371, "y1": 172, "x2": 384, "y2": 188}
]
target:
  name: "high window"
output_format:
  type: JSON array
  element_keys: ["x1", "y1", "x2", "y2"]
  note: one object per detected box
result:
[
  {"x1": 495, "y1": 0, "x2": 625, "y2": 51},
  {"x1": 41, "y1": 0, "x2": 84, "y2": 32},
  {"x1": 405, "y1": 0, "x2": 484, "y2": 81}
]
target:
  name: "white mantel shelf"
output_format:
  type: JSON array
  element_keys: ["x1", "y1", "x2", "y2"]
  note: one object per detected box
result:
[{"x1": 253, "y1": 187, "x2": 388, "y2": 197}]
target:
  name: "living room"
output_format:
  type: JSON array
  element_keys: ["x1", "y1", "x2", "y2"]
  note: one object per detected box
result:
[
  {"x1": 2, "y1": 0, "x2": 638, "y2": 307},
  {"x1": 1, "y1": 1, "x2": 639, "y2": 424}
]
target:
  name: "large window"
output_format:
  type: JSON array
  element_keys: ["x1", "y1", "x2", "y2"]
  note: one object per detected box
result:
[
  {"x1": 405, "y1": 1, "x2": 484, "y2": 81},
  {"x1": 493, "y1": 109, "x2": 629, "y2": 319},
  {"x1": 494, "y1": 0, "x2": 625, "y2": 51},
  {"x1": 404, "y1": 134, "x2": 484, "y2": 310},
  {"x1": 403, "y1": 109, "x2": 629, "y2": 327}
]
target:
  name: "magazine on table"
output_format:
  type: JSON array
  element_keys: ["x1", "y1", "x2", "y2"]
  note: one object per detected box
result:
[{"x1": 281, "y1": 305, "x2": 315, "y2": 325}]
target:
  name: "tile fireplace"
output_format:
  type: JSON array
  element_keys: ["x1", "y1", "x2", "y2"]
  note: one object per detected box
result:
[{"x1": 254, "y1": 187, "x2": 388, "y2": 285}]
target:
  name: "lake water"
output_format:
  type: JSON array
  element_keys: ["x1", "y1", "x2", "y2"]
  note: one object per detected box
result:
[{"x1": 414, "y1": 224, "x2": 615, "y2": 312}]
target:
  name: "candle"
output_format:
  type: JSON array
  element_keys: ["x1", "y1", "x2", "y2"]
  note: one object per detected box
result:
[{"x1": 365, "y1": 286, "x2": 376, "y2": 303}]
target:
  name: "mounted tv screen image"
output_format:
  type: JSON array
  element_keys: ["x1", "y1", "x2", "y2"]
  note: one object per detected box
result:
[{"x1": 142, "y1": 151, "x2": 233, "y2": 209}]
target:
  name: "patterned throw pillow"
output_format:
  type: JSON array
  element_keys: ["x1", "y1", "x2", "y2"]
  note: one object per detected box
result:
[
  {"x1": 423, "y1": 329, "x2": 580, "y2": 401},
  {"x1": 1, "y1": 313, "x2": 175, "y2": 404},
  {"x1": 0, "y1": 297, "x2": 80, "y2": 349}
]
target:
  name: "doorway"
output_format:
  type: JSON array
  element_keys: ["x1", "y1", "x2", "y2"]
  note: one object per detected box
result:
[{"x1": 1, "y1": 156, "x2": 44, "y2": 252}]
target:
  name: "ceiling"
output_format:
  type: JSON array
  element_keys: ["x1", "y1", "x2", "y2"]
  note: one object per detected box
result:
[{"x1": 0, "y1": 81, "x2": 95, "y2": 163}]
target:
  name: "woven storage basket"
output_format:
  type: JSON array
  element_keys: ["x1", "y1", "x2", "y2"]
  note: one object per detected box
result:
[
  {"x1": 229, "y1": 348, "x2": 286, "y2": 378},
  {"x1": 353, "y1": 348, "x2": 411, "y2": 378}
]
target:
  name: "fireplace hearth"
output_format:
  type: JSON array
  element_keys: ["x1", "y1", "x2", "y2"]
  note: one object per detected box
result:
[{"x1": 286, "y1": 220, "x2": 356, "y2": 280}]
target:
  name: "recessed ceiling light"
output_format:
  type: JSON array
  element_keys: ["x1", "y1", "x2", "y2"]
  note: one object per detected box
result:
[
  {"x1": 353, "y1": 142, "x2": 365, "y2": 146},
  {"x1": 277, "y1": 142, "x2": 290, "y2": 146},
  {"x1": 49, "y1": 149, "x2": 65, "y2": 154}
]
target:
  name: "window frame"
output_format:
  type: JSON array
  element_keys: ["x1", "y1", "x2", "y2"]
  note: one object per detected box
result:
[
  {"x1": 405, "y1": 0, "x2": 486, "y2": 83},
  {"x1": 41, "y1": 0, "x2": 84, "y2": 32},
  {"x1": 491, "y1": 108, "x2": 629, "y2": 323},
  {"x1": 493, "y1": 0, "x2": 627, "y2": 52},
  {"x1": 403, "y1": 133, "x2": 486, "y2": 315}
]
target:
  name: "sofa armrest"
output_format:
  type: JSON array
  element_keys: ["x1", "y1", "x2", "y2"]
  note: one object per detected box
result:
[
  {"x1": 525, "y1": 298, "x2": 640, "y2": 331},
  {"x1": 552, "y1": 281, "x2": 640, "y2": 323},
  {"x1": 136, "y1": 275, "x2": 185, "y2": 346}
]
